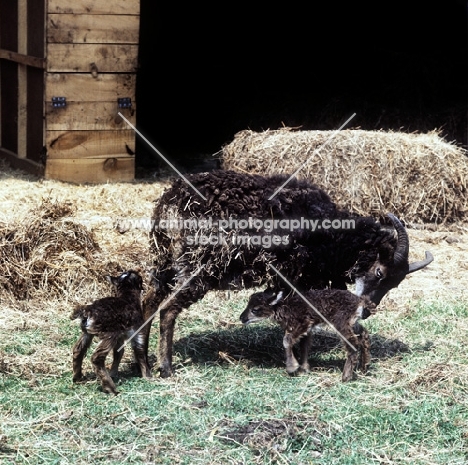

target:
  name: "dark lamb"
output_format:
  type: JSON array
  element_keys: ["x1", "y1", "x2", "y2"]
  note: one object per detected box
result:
[
  {"x1": 240, "y1": 289, "x2": 376, "y2": 381},
  {"x1": 143, "y1": 170, "x2": 433, "y2": 378},
  {"x1": 71, "y1": 270, "x2": 151, "y2": 394}
]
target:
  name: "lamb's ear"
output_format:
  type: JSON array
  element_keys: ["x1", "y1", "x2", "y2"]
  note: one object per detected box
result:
[
  {"x1": 269, "y1": 291, "x2": 284, "y2": 306},
  {"x1": 106, "y1": 275, "x2": 118, "y2": 286}
]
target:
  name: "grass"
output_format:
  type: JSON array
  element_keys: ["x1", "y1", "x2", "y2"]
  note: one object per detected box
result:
[
  {"x1": 0, "y1": 163, "x2": 467, "y2": 464},
  {"x1": 1, "y1": 294, "x2": 467, "y2": 465}
]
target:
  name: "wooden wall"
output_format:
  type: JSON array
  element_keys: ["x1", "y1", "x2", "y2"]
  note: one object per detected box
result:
[
  {"x1": 0, "y1": 0, "x2": 140, "y2": 183},
  {"x1": 44, "y1": 0, "x2": 140, "y2": 182}
]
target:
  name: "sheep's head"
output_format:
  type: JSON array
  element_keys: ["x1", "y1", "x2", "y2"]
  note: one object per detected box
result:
[
  {"x1": 354, "y1": 214, "x2": 433, "y2": 305},
  {"x1": 240, "y1": 290, "x2": 284, "y2": 324}
]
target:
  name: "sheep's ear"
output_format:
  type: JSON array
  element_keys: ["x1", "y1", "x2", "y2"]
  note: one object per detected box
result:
[{"x1": 269, "y1": 291, "x2": 283, "y2": 306}]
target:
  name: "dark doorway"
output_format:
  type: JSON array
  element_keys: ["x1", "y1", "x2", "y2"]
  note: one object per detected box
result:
[{"x1": 136, "y1": 1, "x2": 467, "y2": 172}]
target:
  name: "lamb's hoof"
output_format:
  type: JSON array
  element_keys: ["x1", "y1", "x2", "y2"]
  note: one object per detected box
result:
[
  {"x1": 72, "y1": 374, "x2": 84, "y2": 383},
  {"x1": 341, "y1": 372, "x2": 355, "y2": 382},
  {"x1": 360, "y1": 365, "x2": 369, "y2": 375},
  {"x1": 102, "y1": 385, "x2": 119, "y2": 395}
]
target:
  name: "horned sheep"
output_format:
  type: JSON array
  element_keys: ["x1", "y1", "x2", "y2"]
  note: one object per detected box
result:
[
  {"x1": 143, "y1": 170, "x2": 433, "y2": 378},
  {"x1": 240, "y1": 288, "x2": 376, "y2": 381},
  {"x1": 71, "y1": 270, "x2": 151, "y2": 394}
]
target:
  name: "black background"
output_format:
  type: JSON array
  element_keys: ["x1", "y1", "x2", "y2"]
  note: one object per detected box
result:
[{"x1": 136, "y1": 1, "x2": 467, "y2": 171}]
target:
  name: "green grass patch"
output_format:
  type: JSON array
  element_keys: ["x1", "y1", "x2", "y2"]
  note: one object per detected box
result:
[{"x1": 1, "y1": 297, "x2": 468, "y2": 464}]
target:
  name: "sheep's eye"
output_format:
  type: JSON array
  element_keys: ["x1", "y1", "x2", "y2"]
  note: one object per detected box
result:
[
  {"x1": 251, "y1": 308, "x2": 261, "y2": 315},
  {"x1": 375, "y1": 267, "x2": 384, "y2": 279}
]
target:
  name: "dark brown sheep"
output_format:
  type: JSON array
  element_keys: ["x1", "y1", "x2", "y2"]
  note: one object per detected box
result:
[
  {"x1": 144, "y1": 170, "x2": 432, "y2": 377},
  {"x1": 240, "y1": 289, "x2": 376, "y2": 381},
  {"x1": 71, "y1": 270, "x2": 151, "y2": 394}
]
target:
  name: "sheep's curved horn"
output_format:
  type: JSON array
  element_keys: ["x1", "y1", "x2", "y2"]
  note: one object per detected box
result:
[
  {"x1": 387, "y1": 213, "x2": 409, "y2": 266},
  {"x1": 408, "y1": 251, "x2": 434, "y2": 274}
]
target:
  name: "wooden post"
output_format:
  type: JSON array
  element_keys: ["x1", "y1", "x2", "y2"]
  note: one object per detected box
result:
[{"x1": 18, "y1": 0, "x2": 27, "y2": 158}]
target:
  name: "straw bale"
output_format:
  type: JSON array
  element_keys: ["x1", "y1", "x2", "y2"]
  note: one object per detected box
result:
[
  {"x1": 0, "y1": 199, "x2": 100, "y2": 300},
  {"x1": 221, "y1": 128, "x2": 468, "y2": 223}
]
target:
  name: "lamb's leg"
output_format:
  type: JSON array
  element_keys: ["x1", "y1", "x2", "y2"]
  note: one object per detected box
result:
[
  {"x1": 297, "y1": 332, "x2": 313, "y2": 374},
  {"x1": 72, "y1": 332, "x2": 94, "y2": 382},
  {"x1": 283, "y1": 332, "x2": 300, "y2": 375},
  {"x1": 109, "y1": 336, "x2": 125, "y2": 378},
  {"x1": 158, "y1": 305, "x2": 183, "y2": 378},
  {"x1": 91, "y1": 337, "x2": 118, "y2": 395},
  {"x1": 353, "y1": 322, "x2": 371, "y2": 373},
  {"x1": 341, "y1": 329, "x2": 360, "y2": 382},
  {"x1": 131, "y1": 331, "x2": 152, "y2": 379}
]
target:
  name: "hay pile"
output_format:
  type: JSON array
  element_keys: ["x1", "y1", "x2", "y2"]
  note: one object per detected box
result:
[
  {"x1": 0, "y1": 199, "x2": 101, "y2": 300},
  {"x1": 222, "y1": 128, "x2": 468, "y2": 223}
]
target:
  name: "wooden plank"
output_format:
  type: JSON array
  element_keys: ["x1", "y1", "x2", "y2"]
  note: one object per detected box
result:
[
  {"x1": 0, "y1": 50, "x2": 46, "y2": 69},
  {"x1": 46, "y1": 44, "x2": 138, "y2": 73},
  {"x1": 46, "y1": 102, "x2": 136, "y2": 130},
  {"x1": 45, "y1": 73, "x2": 136, "y2": 102},
  {"x1": 45, "y1": 157, "x2": 134, "y2": 183},
  {"x1": 47, "y1": 14, "x2": 139, "y2": 44},
  {"x1": 18, "y1": 65, "x2": 27, "y2": 158},
  {"x1": 0, "y1": 147, "x2": 45, "y2": 176},
  {"x1": 18, "y1": 0, "x2": 27, "y2": 54},
  {"x1": 46, "y1": 130, "x2": 135, "y2": 159},
  {"x1": 48, "y1": 0, "x2": 140, "y2": 15},
  {"x1": 17, "y1": 0, "x2": 27, "y2": 158}
]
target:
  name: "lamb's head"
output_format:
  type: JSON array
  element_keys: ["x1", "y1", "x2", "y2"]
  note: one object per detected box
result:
[
  {"x1": 358, "y1": 295, "x2": 377, "y2": 320},
  {"x1": 106, "y1": 270, "x2": 143, "y2": 294},
  {"x1": 240, "y1": 290, "x2": 284, "y2": 324},
  {"x1": 354, "y1": 214, "x2": 433, "y2": 305}
]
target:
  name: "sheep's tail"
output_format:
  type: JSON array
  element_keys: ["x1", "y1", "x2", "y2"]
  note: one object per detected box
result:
[{"x1": 70, "y1": 304, "x2": 87, "y2": 320}]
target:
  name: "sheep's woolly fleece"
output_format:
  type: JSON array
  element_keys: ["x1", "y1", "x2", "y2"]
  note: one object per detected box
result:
[{"x1": 222, "y1": 128, "x2": 468, "y2": 224}]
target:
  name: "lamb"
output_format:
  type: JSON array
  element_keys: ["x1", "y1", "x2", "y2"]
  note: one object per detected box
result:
[
  {"x1": 240, "y1": 289, "x2": 377, "y2": 381},
  {"x1": 143, "y1": 170, "x2": 433, "y2": 377},
  {"x1": 71, "y1": 270, "x2": 152, "y2": 394}
]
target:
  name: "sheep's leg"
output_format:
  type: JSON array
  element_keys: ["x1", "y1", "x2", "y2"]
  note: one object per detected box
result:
[
  {"x1": 91, "y1": 337, "x2": 118, "y2": 395},
  {"x1": 283, "y1": 332, "x2": 300, "y2": 375},
  {"x1": 142, "y1": 287, "x2": 162, "y2": 360},
  {"x1": 131, "y1": 331, "x2": 152, "y2": 379},
  {"x1": 72, "y1": 332, "x2": 94, "y2": 383},
  {"x1": 341, "y1": 329, "x2": 360, "y2": 382},
  {"x1": 353, "y1": 323, "x2": 370, "y2": 373},
  {"x1": 158, "y1": 305, "x2": 183, "y2": 378},
  {"x1": 297, "y1": 332, "x2": 313, "y2": 374}
]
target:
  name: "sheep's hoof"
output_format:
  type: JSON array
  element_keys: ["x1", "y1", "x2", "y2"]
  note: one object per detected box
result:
[
  {"x1": 297, "y1": 366, "x2": 310, "y2": 375},
  {"x1": 159, "y1": 365, "x2": 173, "y2": 378},
  {"x1": 286, "y1": 366, "x2": 300, "y2": 376},
  {"x1": 72, "y1": 374, "x2": 84, "y2": 383}
]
